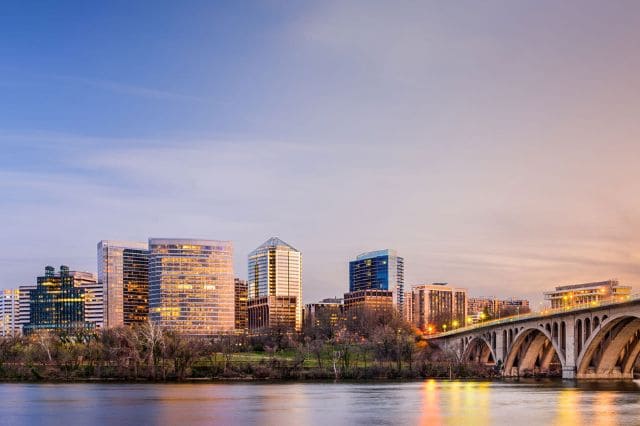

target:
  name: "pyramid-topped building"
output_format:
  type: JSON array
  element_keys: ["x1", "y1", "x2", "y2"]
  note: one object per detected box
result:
[{"x1": 247, "y1": 236, "x2": 302, "y2": 331}]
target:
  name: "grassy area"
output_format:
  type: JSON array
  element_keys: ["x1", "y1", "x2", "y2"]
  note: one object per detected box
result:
[{"x1": 195, "y1": 349, "x2": 378, "y2": 369}]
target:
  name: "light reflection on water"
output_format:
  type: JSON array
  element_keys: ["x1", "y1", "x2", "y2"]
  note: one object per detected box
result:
[{"x1": 1, "y1": 380, "x2": 640, "y2": 425}]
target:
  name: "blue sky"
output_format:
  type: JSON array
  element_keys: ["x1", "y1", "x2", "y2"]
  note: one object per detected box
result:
[{"x1": 2, "y1": 1, "x2": 640, "y2": 306}]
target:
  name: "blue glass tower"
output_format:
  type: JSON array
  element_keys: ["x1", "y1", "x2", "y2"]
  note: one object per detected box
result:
[{"x1": 349, "y1": 249, "x2": 404, "y2": 313}]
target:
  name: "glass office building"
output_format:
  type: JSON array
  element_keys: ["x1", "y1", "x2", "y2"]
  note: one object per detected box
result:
[
  {"x1": 149, "y1": 238, "x2": 235, "y2": 335},
  {"x1": 349, "y1": 249, "x2": 404, "y2": 315},
  {"x1": 97, "y1": 240, "x2": 149, "y2": 328},
  {"x1": 247, "y1": 237, "x2": 302, "y2": 331},
  {"x1": 23, "y1": 266, "x2": 92, "y2": 334}
]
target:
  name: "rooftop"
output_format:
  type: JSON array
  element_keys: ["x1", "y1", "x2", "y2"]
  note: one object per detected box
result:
[
  {"x1": 354, "y1": 249, "x2": 398, "y2": 261},
  {"x1": 251, "y1": 237, "x2": 299, "y2": 253}
]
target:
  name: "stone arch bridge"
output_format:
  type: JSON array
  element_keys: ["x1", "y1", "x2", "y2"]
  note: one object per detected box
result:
[{"x1": 426, "y1": 298, "x2": 640, "y2": 379}]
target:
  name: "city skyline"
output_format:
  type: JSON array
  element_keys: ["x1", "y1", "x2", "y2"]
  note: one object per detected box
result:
[{"x1": 3, "y1": 2, "x2": 640, "y2": 307}]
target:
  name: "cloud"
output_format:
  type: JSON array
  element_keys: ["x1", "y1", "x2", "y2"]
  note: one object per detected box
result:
[
  {"x1": 3, "y1": 2, "x2": 640, "y2": 306},
  {"x1": 50, "y1": 75, "x2": 208, "y2": 103}
]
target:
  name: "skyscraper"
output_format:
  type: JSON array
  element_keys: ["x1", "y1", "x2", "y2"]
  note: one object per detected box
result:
[
  {"x1": 234, "y1": 278, "x2": 248, "y2": 331},
  {"x1": 247, "y1": 237, "x2": 302, "y2": 331},
  {"x1": 148, "y1": 238, "x2": 234, "y2": 335},
  {"x1": 24, "y1": 266, "x2": 91, "y2": 334},
  {"x1": 0, "y1": 289, "x2": 20, "y2": 337},
  {"x1": 349, "y1": 249, "x2": 404, "y2": 315},
  {"x1": 97, "y1": 240, "x2": 149, "y2": 328}
]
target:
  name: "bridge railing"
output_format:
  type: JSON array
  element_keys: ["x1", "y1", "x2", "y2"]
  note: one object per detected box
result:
[{"x1": 428, "y1": 293, "x2": 640, "y2": 338}]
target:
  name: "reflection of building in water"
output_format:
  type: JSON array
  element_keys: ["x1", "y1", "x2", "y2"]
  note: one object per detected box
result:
[
  {"x1": 556, "y1": 388, "x2": 584, "y2": 426},
  {"x1": 420, "y1": 380, "x2": 442, "y2": 425}
]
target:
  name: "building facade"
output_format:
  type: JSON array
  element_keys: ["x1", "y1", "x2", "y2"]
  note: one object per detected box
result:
[
  {"x1": 234, "y1": 278, "x2": 248, "y2": 331},
  {"x1": 410, "y1": 283, "x2": 467, "y2": 333},
  {"x1": 544, "y1": 280, "x2": 632, "y2": 309},
  {"x1": 0, "y1": 289, "x2": 20, "y2": 337},
  {"x1": 467, "y1": 297, "x2": 496, "y2": 317},
  {"x1": 70, "y1": 270, "x2": 103, "y2": 328},
  {"x1": 466, "y1": 297, "x2": 530, "y2": 323},
  {"x1": 349, "y1": 249, "x2": 404, "y2": 315},
  {"x1": 18, "y1": 285, "x2": 36, "y2": 332},
  {"x1": 149, "y1": 238, "x2": 235, "y2": 335},
  {"x1": 247, "y1": 237, "x2": 302, "y2": 331},
  {"x1": 98, "y1": 240, "x2": 149, "y2": 328},
  {"x1": 343, "y1": 289, "x2": 394, "y2": 314},
  {"x1": 304, "y1": 298, "x2": 344, "y2": 329},
  {"x1": 24, "y1": 266, "x2": 91, "y2": 334}
]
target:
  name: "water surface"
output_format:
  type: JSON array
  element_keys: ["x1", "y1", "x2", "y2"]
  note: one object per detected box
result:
[{"x1": 2, "y1": 380, "x2": 640, "y2": 425}]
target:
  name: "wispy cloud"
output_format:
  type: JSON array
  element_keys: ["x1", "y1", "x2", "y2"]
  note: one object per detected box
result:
[{"x1": 50, "y1": 75, "x2": 208, "y2": 103}]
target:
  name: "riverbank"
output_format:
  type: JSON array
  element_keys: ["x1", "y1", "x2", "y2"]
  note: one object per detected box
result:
[{"x1": 0, "y1": 361, "x2": 501, "y2": 382}]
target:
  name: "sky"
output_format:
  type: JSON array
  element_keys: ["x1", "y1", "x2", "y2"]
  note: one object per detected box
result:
[{"x1": 2, "y1": 1, "x2": 640, "y2": 307}]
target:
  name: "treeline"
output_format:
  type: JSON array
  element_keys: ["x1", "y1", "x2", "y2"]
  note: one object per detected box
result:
[{"x1": 0, "y1": 309, "x2": 498, "y2": 382}]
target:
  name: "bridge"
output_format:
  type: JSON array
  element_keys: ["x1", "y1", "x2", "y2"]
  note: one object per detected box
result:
[{"x1": 425, "y1": 296, "x2": 640, "y2": 379}]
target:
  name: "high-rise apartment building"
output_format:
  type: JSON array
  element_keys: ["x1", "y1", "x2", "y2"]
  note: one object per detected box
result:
[
  {"x1": 0, "y1": 289, "x2": 20, "y2": 337},
  {"x1": 23, "y1": 266, "x2": 92, "y2": 334},
  {"x1": 410, "y1": 283, "x2": 467, "y2": 333},
  {"x1": 234, "y1": 278, "x2": 248, "y2": 331},
  {"x1": 349, "y1": 249, "x2": 404, "y2": 315},
  {"x1": 149, "y1": 238, "x2": 235, "y2": 335},
  {"x1": 247, "y1": 237, "x2": 302, "y2": 331},
  {"x1": 98, "y1": 240, "x2": 149, "y2": 328}
]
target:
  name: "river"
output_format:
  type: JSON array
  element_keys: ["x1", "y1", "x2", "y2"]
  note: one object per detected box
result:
[{"x1": 2, "y1": 380, "x2": 640, "y2": 425}]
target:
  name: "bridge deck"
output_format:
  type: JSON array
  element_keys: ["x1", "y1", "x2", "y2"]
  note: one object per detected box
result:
[{"x1": 426, "y1": 294, "x2": 640, "y2": 338}]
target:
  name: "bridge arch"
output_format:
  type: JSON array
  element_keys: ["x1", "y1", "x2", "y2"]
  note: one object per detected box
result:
[
  {"x1": 576, "y1": 313, "x2": 640, "y2": 379},
  {"x1": 462, "y1": 336, "x2": 496, "y2": 364},
  {"x1": 504, "y1": 326, "x2": 564, "y2": 377}
]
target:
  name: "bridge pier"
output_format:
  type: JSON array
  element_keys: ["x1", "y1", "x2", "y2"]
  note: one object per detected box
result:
[
  {"x1": 562, "y1": 321, "x2": 576, "y2": 379},
  {"x1": 562, "y1": 366, "x2": 576, "y2": 379}
]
